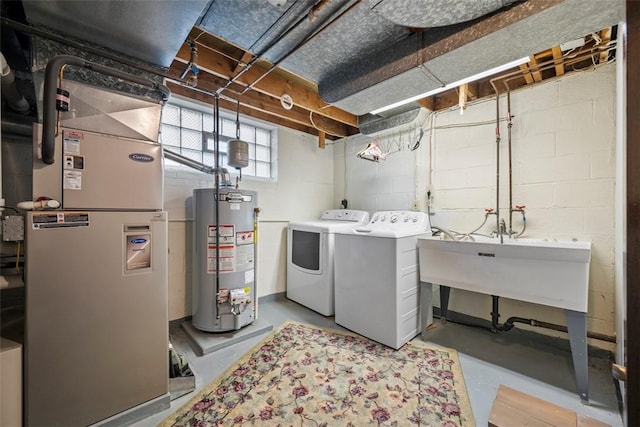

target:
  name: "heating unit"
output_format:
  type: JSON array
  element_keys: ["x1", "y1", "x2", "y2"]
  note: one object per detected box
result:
[{"x1": 25, "y1": 65, "x2": 170, "y2": 426}]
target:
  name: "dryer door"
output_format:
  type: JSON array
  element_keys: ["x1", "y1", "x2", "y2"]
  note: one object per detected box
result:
[{"x1": 289, "y1": 227, "x2": 324, "y2": 275}]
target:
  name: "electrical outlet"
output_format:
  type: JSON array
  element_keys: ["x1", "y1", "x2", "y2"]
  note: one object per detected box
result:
[{"x1": 411, "y1": 199, "x2": 421, "y2": 211}]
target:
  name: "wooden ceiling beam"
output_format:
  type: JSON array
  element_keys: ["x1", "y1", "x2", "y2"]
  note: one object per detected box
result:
[
  {"x1": 167, "y1": 65, "x2": 355, "y2": 138},
  {"x1": 519, "y1": 62, "x2": 534, "y2": 85},
  {"x1": 167, "y1": 82, "x2": 336, "y2": 139},
  {"x1": 552, "y1": 46, "x2": 565, "y2": 76},
  {"x1": 416, "y1": 97, "x2": 435, "y2": 110},
  {"x1": 599, "y1": 27, "x2": 612, "y2": 64},
  {"x1": 232, "y1": 51, "x2": 255, "y2": 76},
  {"x1": 528, "y1": 55, "x2": 543, "y2": 82},
  {"x1": 175, "y1": 42, "x2": 358, "y2": 128}
]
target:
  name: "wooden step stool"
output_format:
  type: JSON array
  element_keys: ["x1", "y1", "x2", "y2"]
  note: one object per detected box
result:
[{"x1": 489, "y1": 385, "x2": 611, "y2": 427}]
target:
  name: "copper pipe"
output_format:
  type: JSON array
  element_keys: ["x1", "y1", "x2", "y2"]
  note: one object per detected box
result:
[
  {"x1": 533, "y1": 319, "x2": 616, "y2": 343},
  {"x1": 488, "y1": 42, "x2": 616, "y2": 239},
  {"x1": 490, "y1": 80, "x2": 502, "y2": 243}
]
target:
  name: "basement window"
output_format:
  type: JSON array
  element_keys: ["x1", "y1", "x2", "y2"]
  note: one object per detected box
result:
[{"x1": 160, "y1": 96, "x2": 277, "y2": 180}]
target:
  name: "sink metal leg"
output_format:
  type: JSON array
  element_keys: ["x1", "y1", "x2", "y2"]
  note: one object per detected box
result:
[
  {"x1": 565, "y1": 309, "x2": 589, "y2": 403},
  {"x1": 440, "y1": 285, "x2": 451, "y2": 323},
  {"x1": 420, "y1": 281, "x2": 434, "y2": 340}
]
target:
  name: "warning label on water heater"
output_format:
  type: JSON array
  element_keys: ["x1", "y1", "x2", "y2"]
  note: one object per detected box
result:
[{"x1": 207, "y1": 224, "x2": 236, "y2": 273}]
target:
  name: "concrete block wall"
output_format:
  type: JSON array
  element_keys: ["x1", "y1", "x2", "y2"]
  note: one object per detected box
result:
[
  {"x1": 164, "y1": 127, "x2": 334, "y2": 321},
  {"x1": 428, "y1": 63, "x2": 616, "y2": 344},
  {"x1": 335, "y1": 128, "x2": 421, "y2": 213}
]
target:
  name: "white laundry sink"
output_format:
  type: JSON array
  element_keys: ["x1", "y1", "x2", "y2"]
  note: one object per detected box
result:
[{"x1": 417, "y1": 235, "x2": 591, "y2": 312}]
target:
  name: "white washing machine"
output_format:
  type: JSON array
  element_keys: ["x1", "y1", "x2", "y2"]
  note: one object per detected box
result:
[
  {"x1": 287, "y1": 209, "x2": 369, "y2": 316},
  {"x1": 334, "y1": 211, "x2": 432, "y2": 349}
]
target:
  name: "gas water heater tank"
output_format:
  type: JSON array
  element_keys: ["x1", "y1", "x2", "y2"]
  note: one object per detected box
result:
[{"x1": 192, "y1": 188, "x2": 257, "y2": 332}]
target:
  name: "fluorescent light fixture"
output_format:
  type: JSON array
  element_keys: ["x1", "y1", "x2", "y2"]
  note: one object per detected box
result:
[{"x1": 369, "y1": 56, "x2": 530, "y2": 115}]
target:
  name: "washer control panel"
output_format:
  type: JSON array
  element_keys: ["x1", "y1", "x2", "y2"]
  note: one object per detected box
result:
[{"x1": 368, "y1": 211, "x2": 429, "y2": 231}]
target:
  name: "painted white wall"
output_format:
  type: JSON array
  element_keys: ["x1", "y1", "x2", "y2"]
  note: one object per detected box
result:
[
  {"x1": 164, "y1": 126, "x2": 334, "y2": 320},
  {"x1": 335, "y1": 63, "x2": 617, "y2": 349}
]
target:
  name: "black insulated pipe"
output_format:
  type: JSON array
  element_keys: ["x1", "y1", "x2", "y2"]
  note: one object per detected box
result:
[
  {"x1": 491, "y1": 295, "x2": 533, "y2": 332},
  {"x1": 42, "y1": 55, "x2": 170, "y2": 164}
]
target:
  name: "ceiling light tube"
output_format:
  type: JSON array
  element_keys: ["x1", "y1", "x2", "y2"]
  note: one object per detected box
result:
[{"x1": 370, "y1": 56, "x2": 530, "y2": 115}]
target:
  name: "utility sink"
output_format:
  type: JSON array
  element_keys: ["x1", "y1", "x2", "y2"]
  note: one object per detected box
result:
[
  {"x1": 416, "y1": 234, "x2": 593, "y2": 402},
  {"x1": 417, "y1": 235, "x2": 591, "y2": 312}
]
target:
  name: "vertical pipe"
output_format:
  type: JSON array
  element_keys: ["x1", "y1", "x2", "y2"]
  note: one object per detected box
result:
[
  {"x1": 214, "y1": 94, "x2": 221, "y2": 319},
  {"x1": 507, "y1": 86, "x2": 513, "y2": 236},
  {"x1": 495, "y1": 90, "x2": 503, "y2": 243},
  {"x1": 253, "y1": 207, "x2": 260, "y2": 320},
  {"x1": 614, "y1": 17, "x2": 627, "y2": 411}
]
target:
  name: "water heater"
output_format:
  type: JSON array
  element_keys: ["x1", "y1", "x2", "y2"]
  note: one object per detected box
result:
[{"x1": 192, "y1": 188, "x2": 258, "y2": 332}]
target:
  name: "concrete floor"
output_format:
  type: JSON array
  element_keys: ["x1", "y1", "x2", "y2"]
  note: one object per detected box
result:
[{"x1": 132, "y1": 297, "x2": 623, "y2": 427}]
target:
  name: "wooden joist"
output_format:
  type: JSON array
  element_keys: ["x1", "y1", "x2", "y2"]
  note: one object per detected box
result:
[
  {"x1": 552, "y1": 45, "x2": 565, "y2": 76},
  {"x1": 174, "y1": 39, "x2": 358, "y2": 128}
]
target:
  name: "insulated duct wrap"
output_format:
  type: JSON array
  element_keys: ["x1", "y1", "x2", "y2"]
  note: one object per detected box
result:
[
  {"x1": 319, "y1": 0, "x2": 624, "y2": 115},
  {"x1": 358, "y1": 108, "x2": 423, "y2": 135}
]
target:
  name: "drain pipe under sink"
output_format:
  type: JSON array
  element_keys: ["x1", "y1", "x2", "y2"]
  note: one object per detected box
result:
[{"x1": 489, "y1": 295, "x2": 615, "y2": 343}]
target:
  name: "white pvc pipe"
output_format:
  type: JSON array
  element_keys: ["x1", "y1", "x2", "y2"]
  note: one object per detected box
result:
[{"x1": 16, "y1": 200, "x2": 61, "y2": 210}]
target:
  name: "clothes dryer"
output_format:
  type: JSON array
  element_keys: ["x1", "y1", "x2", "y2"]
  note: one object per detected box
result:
[
  {"x1": 287, "y1": 209, "x2": 369, "y2": 316},
  {"x1": 334, "y1": 211, "x2": 431, "y2": 349}
]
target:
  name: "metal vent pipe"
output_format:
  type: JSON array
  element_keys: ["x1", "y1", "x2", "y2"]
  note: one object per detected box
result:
[{"x1": 41, "y1": 55, "x2": 170, "y2": 164}]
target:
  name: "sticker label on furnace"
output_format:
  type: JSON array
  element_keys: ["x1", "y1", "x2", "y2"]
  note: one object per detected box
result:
[
  {"x1": 63, "y1": 130, "x2": 83, "y2": 154},
  {"x1": 32, "y1": 212, "x2": 89, "y2": 229},
  {"x1": 63, "y1": 170, "x2": 82, "y2": 190}
]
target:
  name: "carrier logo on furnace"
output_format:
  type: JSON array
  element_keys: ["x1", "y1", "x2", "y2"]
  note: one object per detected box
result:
[
  {"x1": 129, "y1": 153, "x2": 155, "y2": 162},
  {"x1": 126, "y1": 234, "x2": 152, "y2": 271}
]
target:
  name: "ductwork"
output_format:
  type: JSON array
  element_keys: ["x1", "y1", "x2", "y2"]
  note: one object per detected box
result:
[
  {"x1": 367, "y1": 0, "x2": 516, "y2": 28},
  {"x1": 358, "y1": 108, "x2": 426, "y2": 135},
  {"x1": 41, "y1": 55, "x2": 170, "y2": 164},
  {"x1": 1, "y1": 52, "x2": 30, "y2": 114},
  {"x1": 319, "y1": 0, "x2": 625, "y2": 116},
  {"x1": 21, "y1": 0, "x2": 210, "y2": 68}
]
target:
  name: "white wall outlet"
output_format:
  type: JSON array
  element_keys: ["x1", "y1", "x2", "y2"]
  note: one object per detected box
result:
[{"x1": 411, "y1": 199, "x2": 421, "y2": 211}]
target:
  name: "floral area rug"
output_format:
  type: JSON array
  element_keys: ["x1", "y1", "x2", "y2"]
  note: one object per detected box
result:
[{"x1": 160, "y1": 320, "x2": 474, "y2": 426}]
